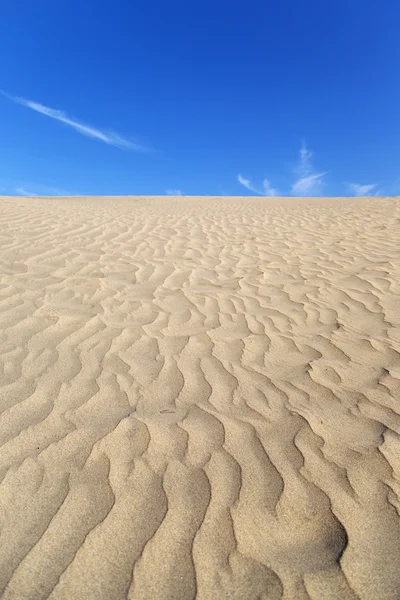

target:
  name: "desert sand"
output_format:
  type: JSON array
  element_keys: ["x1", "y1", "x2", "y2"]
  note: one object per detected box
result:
[{"x1": 0, "y1": 194, "x2": 399, "y2": 600}]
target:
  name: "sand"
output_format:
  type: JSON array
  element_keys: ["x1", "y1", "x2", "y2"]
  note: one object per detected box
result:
[{"x1": 0, "y1": 194, "x2": 399, "y2": 600}]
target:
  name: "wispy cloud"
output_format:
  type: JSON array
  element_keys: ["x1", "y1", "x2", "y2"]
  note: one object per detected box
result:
[
  {"x1": 348, "y1": 183, "x2": 378, "y2": 197},
  {"x1": 291, "y1": 173, "x2": 326, "y2": 196},
  {"x1": 262, "y1": 178, "x2": 277, "y2": 196},
  {"x1": 238, "y1": 142, "x2": 326, "y2": 197},
  {"x1": 15, "y1": 187, "x2": 39, "y2": 196},
  {"x1": 291, "y1": 142, "x2": 327, "y2": 196},
  {"x1": 15, "y1": 183, "x2": 74, "y2": 196},
  {"x1": 297, "y1": 142, "x2": 313, "y2": 178},
  {"x1": 238, "y1": 174, "x2": 261, "y2": 195},
  {"x1": 1, "y1": 90, "x2": 148, "y2": 151},
  {"x1": 166, "y1": 189, "x2": 183, "y2": 196},
  {"x1": 237, "y1": 174, "x2": 277, "y2": 196}
]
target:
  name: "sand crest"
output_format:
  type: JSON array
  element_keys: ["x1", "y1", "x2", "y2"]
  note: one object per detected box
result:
[{"x1": 0, "y1": 195, "x2": 400, "y2": 599}]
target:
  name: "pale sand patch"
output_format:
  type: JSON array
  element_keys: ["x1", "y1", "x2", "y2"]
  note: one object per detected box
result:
[{"x1": 0, "y1": 194, "x2": 400, "y2": 600}]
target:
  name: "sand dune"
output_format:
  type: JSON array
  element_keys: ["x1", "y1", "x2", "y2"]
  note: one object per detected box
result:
[{"x1": 0, "y1": 194, "x2": 400, "y2": 600}]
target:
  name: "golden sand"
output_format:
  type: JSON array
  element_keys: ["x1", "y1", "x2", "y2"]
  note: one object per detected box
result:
[{"x1": 0, "y1": 195, "x2": 399, "y2": 599}]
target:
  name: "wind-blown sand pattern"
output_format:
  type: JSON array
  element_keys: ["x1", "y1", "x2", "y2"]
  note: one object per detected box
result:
[{"x1": 0, "y1": 195, "x2": 400, "y2": 600}]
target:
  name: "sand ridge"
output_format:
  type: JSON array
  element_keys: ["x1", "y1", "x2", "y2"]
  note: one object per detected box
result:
[{"x1": 0, "y1": 195, "x2": 400, "y2": 599}]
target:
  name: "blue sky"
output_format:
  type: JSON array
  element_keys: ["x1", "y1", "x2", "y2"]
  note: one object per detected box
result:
[{"x1": 1, "y1": 0, "x2": 399, "y2": 197}]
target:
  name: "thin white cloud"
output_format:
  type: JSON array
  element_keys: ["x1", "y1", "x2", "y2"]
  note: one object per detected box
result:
[
  {"x1": 15, "y1": 183, "x2": 74, "y2": 196},
  {"x1": 15, "y1": 187, "x2": 37, "y2": 196},
  {"x1": 238, "y1": 174, "x2": 262, "y2": 195},
  {"x1": 166, "y1": 189, "x2": 183, "y2": 196},
  {"x1": 291, "y1": 142, "x2": 326, "y2": 196},
  {"x1": 297, "y1": 141, "x2": 313, "y2": 178},
  {"x1": 348, "y1": 183, "x2": 378, "y2": 197},
  {"x1": 238, "y1": 142, "x2": 325, "y2": 197},
  {"x1": 292, "y1": 173, "x2": 326, "y2": 196},
  {"x1": 238, "y1": 174, "x2": 278, "y2": 196},
  {"x1": 262, "y1": 178, "x2": 277, "y2": 196},
  {"x1": 1, "y1": 91, "x2": 148, "y2": 151}
]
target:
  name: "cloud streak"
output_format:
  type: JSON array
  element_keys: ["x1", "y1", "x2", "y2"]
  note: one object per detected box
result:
[
  {"x1": 14, "y1": 183, "x2": 75, "y2": 196},
  {"x1": 262, "y1": 178, "x2": 278, "y2": 196},
  {"x1": 237, "y1": 174, "x2": 277, "y2": 196},
  {"x1": 291, "y1": 142, "x2": 326, "y2": 196},
  {"x1": 291, "y1": 172, "x2": 326, "y2": 195},
  {"x1": 238, "y1": 142, "x2": 326, "y2": 197},
  {"x1": 15, "y1": 187, "x2": 40, "y2": 196},
  {"x1": 166, "y1": 189, "x2": 183, "y2": 196},
  {"x1": 238, "y1": 174, "x2": 261, "y2": 195},
  {"x1": 297, "y1": 142, "x2": 313, "y2": 178},
  {"x1": 348, "y1": 183, "x2": 378, "y2": 196},
  {"x1": 1, "y1": 91, "x2": 148, "y2": 151}
]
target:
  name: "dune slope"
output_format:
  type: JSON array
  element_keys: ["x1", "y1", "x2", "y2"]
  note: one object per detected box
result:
[{"x1": 0, "y1": 195, "x2": 400, "y2": 600}]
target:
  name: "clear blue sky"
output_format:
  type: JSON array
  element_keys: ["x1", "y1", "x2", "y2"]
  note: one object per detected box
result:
[{"x1": 1, "y1": 0, "x2": 399, "y2": 197}]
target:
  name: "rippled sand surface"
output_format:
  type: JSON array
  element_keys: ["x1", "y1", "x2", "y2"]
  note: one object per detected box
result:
[{"x1": 1, "y1": 195, "x2": 400, "y2": 600}]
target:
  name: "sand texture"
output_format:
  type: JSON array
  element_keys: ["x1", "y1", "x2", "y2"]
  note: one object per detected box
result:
[{"x1": 0, "y1": 194, "x2": 400, "y2": 600}]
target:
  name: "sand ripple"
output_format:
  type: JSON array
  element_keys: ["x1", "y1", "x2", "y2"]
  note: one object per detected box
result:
[{"x1": 0, "y1": 195, "x2": 400, "y2": 599}]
